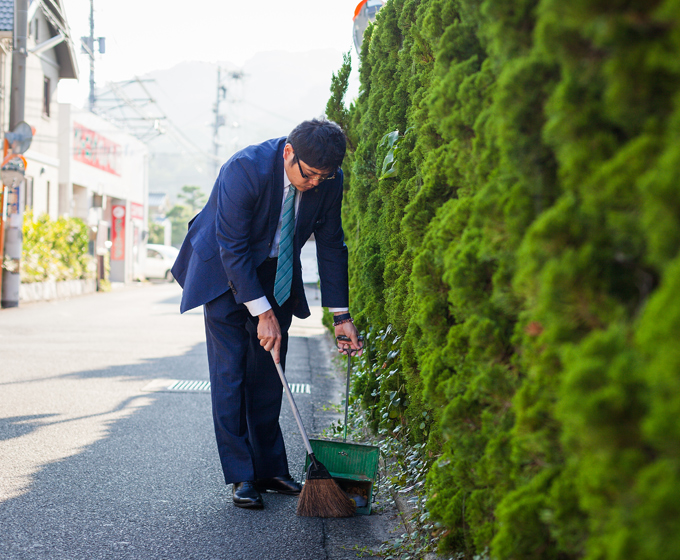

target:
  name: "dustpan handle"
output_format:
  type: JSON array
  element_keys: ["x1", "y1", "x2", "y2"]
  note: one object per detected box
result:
[
  {"x1": 336, "y1": 335, "x2": 364, "y2": 442},
  {"x1": 271, "y1": 352, "x2": 314, "y2": 457}
]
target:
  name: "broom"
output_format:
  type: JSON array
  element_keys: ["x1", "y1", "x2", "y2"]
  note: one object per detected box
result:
[{"x1": 271, "y1": 352, "x2": 356, "y2": 518}]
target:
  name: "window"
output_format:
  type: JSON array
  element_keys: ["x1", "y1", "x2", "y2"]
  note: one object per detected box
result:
[{"x1": 43, "y1": 77, "x2": 50, "y2": 117}]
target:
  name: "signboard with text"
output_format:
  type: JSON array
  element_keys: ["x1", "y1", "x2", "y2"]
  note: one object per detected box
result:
[
  {"x1": 73, "y1": 122, "x2": 121, "y2": 175},
  {"x1": 130, "y1": 202, "x2": 144, "y2": 221},
  {"x1": 6, "y1": 184, "x2": 20, "y2": 215},
  {"x1": 111, "y1": 205, "x2": 126, "y2": 261}
]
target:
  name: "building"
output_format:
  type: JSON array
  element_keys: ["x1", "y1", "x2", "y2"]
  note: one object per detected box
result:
[
  {"x1": 58, "y1": 105, "x2": 149, "y2": 283},
  {"x1": 0, "y1": 0, "x2": 78, "y2": 220},
  {"x1": 0, "y1": 0, "x2": 150, "y2": 290}
]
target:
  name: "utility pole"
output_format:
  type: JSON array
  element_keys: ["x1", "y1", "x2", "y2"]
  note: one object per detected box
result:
[
  {"x1": 0, "y1": 176, "x2": 4, "y2": 275},
  {"x1": 1, "y1": 0, "x2": 28, "y2": 308},
  {"x1": 81, "y1": 0, "x2": 105, "y2": 112},
  {"x1": 88, "y1": 0, "x2": 94, "y2": 110},
  {"x1": 212, "y1": 67, "x2": 226, "y2": 178},
  {"x1": 211, "y1": 68, "x2": 244, "y2": 177}
]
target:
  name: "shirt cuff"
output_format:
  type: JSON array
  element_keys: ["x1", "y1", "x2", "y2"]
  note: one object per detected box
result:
[
  {"x1": 329, "y1": 307, "x2": 349, "y2": 314},
  {"x1": 244, "y1": 296, "x2": 272, "y2": 317}
]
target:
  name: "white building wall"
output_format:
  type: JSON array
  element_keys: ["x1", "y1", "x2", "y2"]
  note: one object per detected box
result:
[
  {"x1": 60, "y1": 106, "x2": 148, "y2": 203},
  {"x1": 58, "y1": 104, "x2": 149, "y2": 283},
  {"x1": 22, "y1": 9, "x2": 62, "y2": 220}
]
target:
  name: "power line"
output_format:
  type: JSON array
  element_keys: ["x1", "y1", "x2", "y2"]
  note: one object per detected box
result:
[
  {"x1": 94, "y1": 77, "x2": 221, "y2": 172},
  {"x1": 241, "y1": 100, "x2": 298, "y2": 125}
]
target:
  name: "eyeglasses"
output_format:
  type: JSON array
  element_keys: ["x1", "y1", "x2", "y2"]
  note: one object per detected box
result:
[{"x1": 295, "y1": 156, "x2": 336, "y2": 182}]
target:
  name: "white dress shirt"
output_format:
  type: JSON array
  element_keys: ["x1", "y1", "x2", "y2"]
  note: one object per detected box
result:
[{"x1": 243, "y1": 167, "x2": 348, "y2": 317}]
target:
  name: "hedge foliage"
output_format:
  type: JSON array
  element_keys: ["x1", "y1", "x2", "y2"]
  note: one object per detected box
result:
[
  {"x1": 22, "y1": 210, "x2": 94, "y2": 283},
  {"x1": 331, "y1": 1, "x2": 680, "y2": 558}
]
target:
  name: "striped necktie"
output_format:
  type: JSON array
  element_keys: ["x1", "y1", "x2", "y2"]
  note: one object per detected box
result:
[{"x1": 273, "y1": 185, "x2": 297, "y2": 306}]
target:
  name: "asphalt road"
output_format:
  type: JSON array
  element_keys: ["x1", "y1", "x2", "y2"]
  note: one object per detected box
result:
[{"x1": 0, "y1": 282, "x2": 400, "y2": 559}]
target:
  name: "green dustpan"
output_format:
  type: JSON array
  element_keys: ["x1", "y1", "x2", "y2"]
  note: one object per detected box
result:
[{"x1": 303, "y1": 335, "x2": 380, "y2": 514}]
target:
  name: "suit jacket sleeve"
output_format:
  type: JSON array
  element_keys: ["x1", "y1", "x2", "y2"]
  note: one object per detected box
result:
[
  {"x1": 214, "y1": 158, "x2": 267, "y2": 304},
  {"x1": 314, "y1": 174, "x2": 349, "y2": 308}
]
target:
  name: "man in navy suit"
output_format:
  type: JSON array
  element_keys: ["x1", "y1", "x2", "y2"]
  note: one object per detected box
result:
[{"x1": 172, "y1": 119, "x2": 362, "y2": 509}]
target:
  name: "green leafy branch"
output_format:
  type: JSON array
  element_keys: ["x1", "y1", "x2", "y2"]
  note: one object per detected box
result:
[{"x1": 379, "y1": 128, "x2": 413, "y2": 180}]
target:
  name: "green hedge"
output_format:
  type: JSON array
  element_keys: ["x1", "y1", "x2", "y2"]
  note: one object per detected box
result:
[
  {"x1": 333, "y1": 0, "x2": 680, "y2": 558},
  {"x1": 22, "y1": 210, "x2": 94, "y2": 284}
]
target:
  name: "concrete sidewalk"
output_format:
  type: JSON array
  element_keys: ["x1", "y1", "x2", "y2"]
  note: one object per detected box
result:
[{"x1": 0, "y1": 282, "x2": 402, "y2": 559}]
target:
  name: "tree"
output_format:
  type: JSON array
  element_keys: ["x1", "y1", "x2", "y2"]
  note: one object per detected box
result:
[
  {"x1": 325, "y1": 50, "x2": 354, "y2": 150},
  {"x1": 148, "y1": 221, "x2": 165, "y2": 245},
  {"x1": 167, "y1": 185, "x2": 208, "y2": 247},
  {"x1": 334, "y1": 0, "x2": 680, "y2": 558},
  {"x1": 177, "y1": 185, "x2": 207, "y2": 215}
]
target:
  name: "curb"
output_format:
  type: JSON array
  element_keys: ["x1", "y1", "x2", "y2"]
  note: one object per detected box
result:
[
  {"x1": 324, "y1": 330, "x2": 449, "y2": 560},
  {"x1": 19, "y1": 278, "x2": 97, "y2": 303}
]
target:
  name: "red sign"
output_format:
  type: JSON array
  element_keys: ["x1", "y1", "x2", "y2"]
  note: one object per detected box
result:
[
  {"x1": 73, "y1": 122, "x2": 121, "y2": 175},
  {"x1": 111, "y1": 205, "x2": 126, "y2": 261},
  {"x1": 130, "y1": 202, "x2": 144, "y2": 221}
]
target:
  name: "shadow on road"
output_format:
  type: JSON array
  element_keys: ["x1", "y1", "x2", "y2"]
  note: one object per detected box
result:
[
  {"x1": 0, "y1": 414, "x2": 59, "y2": 442},
  {"x1": 0, "y1": 338, "x2": 345, "y2": 560},
  {"x1": 0, "y1": 324, "x2": 397, "y2": 559}
]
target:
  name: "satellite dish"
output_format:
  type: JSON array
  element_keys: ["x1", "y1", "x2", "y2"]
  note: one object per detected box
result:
[
  {"x1": 5, "y1": 121, "x2": 33, "y2": 154},
  {"x1": 353, "y1": 0, "x2": 384, "y2": 54}
]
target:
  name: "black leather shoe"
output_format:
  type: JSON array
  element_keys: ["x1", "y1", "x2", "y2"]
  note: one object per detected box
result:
[
  {"x1": 256, "y1": 475, "x2": 302, "y2": 495},
  {"x1": 233, "y1": 481, "x2": 263, "y2": 509}
]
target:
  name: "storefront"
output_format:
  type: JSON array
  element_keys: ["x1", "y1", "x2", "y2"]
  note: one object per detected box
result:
[{"x1": 58, "y1": 105, "x2": 149, "y2": 284}]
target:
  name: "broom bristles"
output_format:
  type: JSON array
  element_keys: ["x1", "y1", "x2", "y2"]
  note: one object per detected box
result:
[{"x1": 296, "y1": 478, "x2": 356, "y2": 518}]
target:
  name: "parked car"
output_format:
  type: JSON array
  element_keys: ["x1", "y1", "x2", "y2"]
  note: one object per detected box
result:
[{"x1": 145, "y1": 244, "x2": 180, "y2": 281}]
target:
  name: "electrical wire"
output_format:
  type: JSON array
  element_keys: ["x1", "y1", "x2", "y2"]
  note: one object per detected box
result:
[{"x1": 95, "y1": 77, "x2": 221, "y2": 170}]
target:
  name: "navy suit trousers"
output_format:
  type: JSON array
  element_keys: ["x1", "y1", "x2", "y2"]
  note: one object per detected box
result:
[{"x1": 203, "y1": 258, "x2": 296, "y2": 484}]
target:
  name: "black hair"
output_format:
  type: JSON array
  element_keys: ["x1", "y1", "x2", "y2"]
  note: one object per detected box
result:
[{"x1": 287, "y1": 118, "x2": 347, "y2": 172}]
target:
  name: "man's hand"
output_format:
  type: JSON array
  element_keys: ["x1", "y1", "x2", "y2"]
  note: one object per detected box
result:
[
  {"x1": 335, "y1": 319, "x2": 363, "y2": 356},
  {"x1": 258, "y1": 309, "x2": 282, "y2": 363}
]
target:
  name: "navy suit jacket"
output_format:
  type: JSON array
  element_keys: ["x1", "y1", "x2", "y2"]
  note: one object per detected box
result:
[{"x1": 171, "y1": 137, "x2": 349, "y2": 318}]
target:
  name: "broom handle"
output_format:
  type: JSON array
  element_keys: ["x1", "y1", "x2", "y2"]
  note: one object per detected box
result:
[{"x1": 271, "y1": 352, "x2": 315, "y2": 457}]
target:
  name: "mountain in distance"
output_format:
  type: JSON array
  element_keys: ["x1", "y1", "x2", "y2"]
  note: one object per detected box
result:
[{"x1": 121, "y1": 48, "x2": 354, "y2": 202}]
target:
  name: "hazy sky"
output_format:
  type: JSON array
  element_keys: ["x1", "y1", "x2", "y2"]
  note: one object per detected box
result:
[{"x1": 59, "y1": 0, "x2": 364, "y2": 106}]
